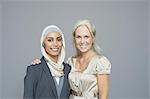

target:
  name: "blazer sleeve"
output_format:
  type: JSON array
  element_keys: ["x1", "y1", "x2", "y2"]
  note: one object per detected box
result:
[{"x1": 23, "y1": 66, "x2": 37, "y2": 99}]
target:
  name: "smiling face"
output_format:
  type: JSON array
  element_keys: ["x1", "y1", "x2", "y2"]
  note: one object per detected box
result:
[
  {"x1": 74, "y1": 25, "x2": 95, "y2": 53},
  {"x1": 43, "y1": 32, "x2": 63, "y2": 58}
]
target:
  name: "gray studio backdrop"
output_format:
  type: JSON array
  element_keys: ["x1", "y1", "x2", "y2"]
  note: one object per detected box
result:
[
  {"x1": 0, "y1": 1, "x2": 2, "y2": 99},
  {"x1": 149, "y1": 1, "x2": 150, "y2": 98},
  {"x1": 0, "y1": 0, "x2": 149, "y2": 99}
]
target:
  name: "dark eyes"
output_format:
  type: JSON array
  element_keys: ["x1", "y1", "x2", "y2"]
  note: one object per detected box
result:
[
  {"x1": 48, "y1": 39, "x2": 52, "y2": 42},
  {"x1": 57, "y1": 37, "x2": 62, "y2": 41},
  {"x1": 47, "y1": 37, "x2": 62, "y2": 42}
]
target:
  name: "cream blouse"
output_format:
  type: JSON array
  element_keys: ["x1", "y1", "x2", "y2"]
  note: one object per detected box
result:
[{"x1": 67, "y1": 55, "x2": 111, "y2": 99}]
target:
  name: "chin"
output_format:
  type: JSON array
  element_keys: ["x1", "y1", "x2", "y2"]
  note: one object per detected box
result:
[
  {"x1": 79, "y1": 49, "x2": 88, "y2": 53},
  {"x1": 52, "y1": 53, "x2": 60, "y2": 56},
  {"x1": 49, "y1": 51, "x2": 60, "y2": 56}
]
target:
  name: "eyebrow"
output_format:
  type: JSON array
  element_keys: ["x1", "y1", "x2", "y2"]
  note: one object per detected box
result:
[
  {"x1": 46, "y1": 36, "x2": 62, "y2": 39},
  {"x1": 75, "y1": 34, "x2": 90, "y2": 36}
]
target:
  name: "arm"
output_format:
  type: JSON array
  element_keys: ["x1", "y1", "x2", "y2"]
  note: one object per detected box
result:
[
  {"x1": 23, "y1": 66, "x2": 36, "y2": 99},
  {"x1": 97, "y1": 74, "x2": 110, "y2": 99}
]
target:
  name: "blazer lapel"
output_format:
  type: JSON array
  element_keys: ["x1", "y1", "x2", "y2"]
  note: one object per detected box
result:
[
  {"x1": 60, "y1": 63, "x2": 70, "y2": 97},
  {"x1": 41, "y1": 57, "x2": 58, "y2": 98}
]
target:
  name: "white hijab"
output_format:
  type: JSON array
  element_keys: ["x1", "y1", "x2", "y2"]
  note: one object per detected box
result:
[{"x1": 41, "y1": 25, "x2": 66, "y2": 77}]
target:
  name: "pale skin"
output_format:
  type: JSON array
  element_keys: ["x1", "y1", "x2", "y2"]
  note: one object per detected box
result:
[
  {"x1": 97, "y1": 74, "x2": 110, "y2": 99},
  {"x1": 74, "y1": 25, "x2": 110, "y2": 99},
  {"x1": 74, "y1": 25, "x2": 96, "y2": 71},
  {"x1": 32, "y1": 26, "x2": 110, "y2": 99}
]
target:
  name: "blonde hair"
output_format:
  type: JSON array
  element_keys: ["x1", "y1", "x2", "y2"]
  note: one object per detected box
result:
[
  {"x1": 73, "y1": 20, "x2": 96, "y2": 38},
  {"x1": 72, "y1": 19, "x2": 101, "y2": 56}
]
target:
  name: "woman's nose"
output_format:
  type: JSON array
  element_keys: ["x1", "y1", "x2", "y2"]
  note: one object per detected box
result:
[
  {"x1": 81, "y1": 37, "x2": 85, "y2": 43},
  {"x1": 53, "y1": 40, "x2": 58, "y2": 46}
]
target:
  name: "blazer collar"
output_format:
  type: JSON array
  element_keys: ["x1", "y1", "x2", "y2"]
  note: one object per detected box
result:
[{"x1": 41, "y1": 57, "x2": 58, "y2": 98}]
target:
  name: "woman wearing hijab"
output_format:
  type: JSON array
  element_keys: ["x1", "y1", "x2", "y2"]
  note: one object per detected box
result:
[
  {"x1": 31, "y1": 20, "x2": 111, "y2": 99},
  {"x1": 23, "y1": 25, "x2": 71, "y2": 99}
]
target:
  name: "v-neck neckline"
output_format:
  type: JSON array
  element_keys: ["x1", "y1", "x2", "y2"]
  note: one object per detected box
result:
[{"x1": 72, "y1": 55, "x2": 96, "y2": 73}]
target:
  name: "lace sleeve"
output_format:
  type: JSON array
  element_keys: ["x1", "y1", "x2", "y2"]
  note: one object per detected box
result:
[{"x1": 95, "y1": 56, "x2": 111, "y2": 74}]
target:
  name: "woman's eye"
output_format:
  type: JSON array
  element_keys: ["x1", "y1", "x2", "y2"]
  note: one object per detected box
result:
[
  {"x1": 58, "y1": 39, "x2": 62, "y2": 41},
  {"x1": 85, "y1": 35, "x2": 89, "y2": 38},
  {"x1": 76, "y1": 36, "x2": 81, "y2": 38},
  {"x1": 47, "y1": 39, "x2": 52, "y2": 42},
  {"x1": 58, "y1": 38, "x2": 62, "y2": 41}
]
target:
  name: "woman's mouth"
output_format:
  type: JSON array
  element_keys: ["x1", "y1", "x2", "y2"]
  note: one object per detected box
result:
[{"x1": 51, "y1": 48, "x2": 59, "y2": 52}]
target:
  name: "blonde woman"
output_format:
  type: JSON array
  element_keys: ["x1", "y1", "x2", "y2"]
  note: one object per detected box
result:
[{"x1": 68, "y1": 20, "x2": 111, "y2": 99}]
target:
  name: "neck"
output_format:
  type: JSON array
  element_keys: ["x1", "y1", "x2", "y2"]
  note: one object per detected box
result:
[{"x1": 79, "y1": 49, "x2": 96, "y2": 59}]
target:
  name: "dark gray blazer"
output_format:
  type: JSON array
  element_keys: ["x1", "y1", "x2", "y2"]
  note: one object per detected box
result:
[{"x1": 24, "y1": 57, "x2": 71, "y2": 99}]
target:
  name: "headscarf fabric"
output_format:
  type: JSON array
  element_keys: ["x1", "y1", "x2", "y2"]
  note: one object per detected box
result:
[{"x1": 41, "y1": 25, "x2": 66, "y2": 77}]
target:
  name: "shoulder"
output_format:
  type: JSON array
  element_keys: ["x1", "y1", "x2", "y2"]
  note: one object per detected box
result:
[
  {"x1": 63, "y1": 62, "x2": 71, "y2": 73},
  {"x1": 26, "y1": 57, "x2": 46, "y2": 75},
  {"x1": 96, "y1": 55, "x2": 111, "y2": 66},
  {"x1": 63, "y1": 62, "x2": 71, "y2": 69},
  {"x1": 26, "y1": 64, "x2": 42, "y2": 73},
  {"x1": 66, "y1": 56, "x2": 75, "y2": 67},
  {"x1": 92, "y1": 55, "x2": 111, "y2": 74}
]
